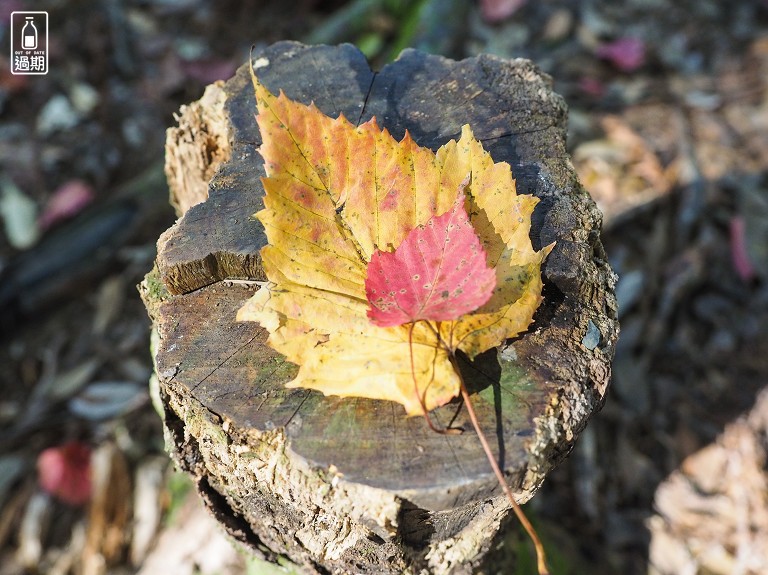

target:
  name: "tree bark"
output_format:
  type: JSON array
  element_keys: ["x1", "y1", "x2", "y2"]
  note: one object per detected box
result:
[{"x1": 141, "y1": 41, "x2": 618, "y2": 574}]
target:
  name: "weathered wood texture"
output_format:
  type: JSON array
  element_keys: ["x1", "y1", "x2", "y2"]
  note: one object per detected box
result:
[{"x1": 142, "y1": 41, "x2": 618, "y2": 574}]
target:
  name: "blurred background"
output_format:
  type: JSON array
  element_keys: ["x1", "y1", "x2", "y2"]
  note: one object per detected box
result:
[{"x1": 1, "y1": 0, "x2": 767, "y2": 573}]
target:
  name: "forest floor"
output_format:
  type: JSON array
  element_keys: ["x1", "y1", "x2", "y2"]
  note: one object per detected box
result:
[{"x1": 1, "y1": 1, "x2": 768, "y2": 574}]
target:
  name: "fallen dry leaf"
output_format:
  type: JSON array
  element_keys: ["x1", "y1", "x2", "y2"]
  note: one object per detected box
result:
[
  {"x1": 38, "y1": 179, "x2": 95, "y2": 230},
  {"x1": 37, "y1": 441, "x2": 92, "y2": 506},
  {"x1": 238, "y1": 71, "x2": 551, "y2": 415}
]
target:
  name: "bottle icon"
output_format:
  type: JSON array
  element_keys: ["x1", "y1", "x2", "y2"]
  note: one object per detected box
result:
[{"x1": 22, "y1": 17, "x2": 37, "y2": 50}]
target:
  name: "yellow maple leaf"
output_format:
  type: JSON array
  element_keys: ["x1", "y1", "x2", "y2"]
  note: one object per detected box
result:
[{"x1": 237, "y1": 69, "x2": 553, "y2": 415}]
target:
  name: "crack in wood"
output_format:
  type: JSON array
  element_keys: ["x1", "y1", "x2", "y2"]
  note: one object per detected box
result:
[
  {"x1": 190, "y1": 332, "x2": 261, "y2": 393},
  {"x1": 357, "y1": 71, "x2": 378, "y2": 127}
]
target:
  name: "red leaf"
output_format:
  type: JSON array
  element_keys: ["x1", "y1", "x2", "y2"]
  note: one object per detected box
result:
[
  {"x1": 366, "y1": 189, "x2": 497, "y2": 327},
  {"x1": 37, "y1": 441, "x2": 92, "y2": 506}
]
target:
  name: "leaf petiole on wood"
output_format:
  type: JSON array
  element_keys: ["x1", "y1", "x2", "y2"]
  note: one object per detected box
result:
[
  {"x1": 408, "y1": 321, "x2": 463, "y2": 435},
  {"x1": 412, "y1": 321, "x2": 550, "y2": 573},
  {"x1": 448, "y1": 352, "x2": 550, "y2": 575}
]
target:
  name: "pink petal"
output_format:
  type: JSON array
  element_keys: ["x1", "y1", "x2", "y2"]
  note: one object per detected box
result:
[
  {"x1": 730, "y1": 216, "x2": 756, "y2": 282},
  {"x1": 479, "y1": 0, "x2": 527, "y2": 23},
  {"x1": 365, "y1": 189, "x2": 497, "y2": 327},
  {"x1": 37, "y1": 441, "x2": 92, "y2": 506},
  {"x1": 578, "y1": 76, "x2": 606, "y2": 97},
  {"x1": 596, "y1": 37, "x2": 646, "y2": 72},
  {"x1": 38, "y1": 179, "x2": 95, "y2": 230}
]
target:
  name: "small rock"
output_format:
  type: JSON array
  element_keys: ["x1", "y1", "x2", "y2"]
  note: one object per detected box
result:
[
  {"x1": 0, "y1": 176, "x2": 39, "y2": 249},
  {"x1": 69, "y1": 82, "x2": 100, "y2": 115},
  {"x1": 36, "y1": 94, "x2": 80, "y2": 136},
  {"x1": 582, "y1": 319, "x2": 601, "y2": 349}
]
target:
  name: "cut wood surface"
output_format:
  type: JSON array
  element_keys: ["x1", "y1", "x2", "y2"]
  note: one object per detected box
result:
[{"x1": 142, "y1": 41, "x2": 618, "y2": 574}]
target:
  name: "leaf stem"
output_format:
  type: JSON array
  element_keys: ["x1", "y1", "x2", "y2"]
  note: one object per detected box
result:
[
  {"x1": 409, "y1": 322, "x2": 461, "y2": 435},
  {"x1": 448, "y1": 353, "x2": 550, "y2": 575},
  {"x1": 413, "y1": 321, "x2": 548, "y2": 571}
]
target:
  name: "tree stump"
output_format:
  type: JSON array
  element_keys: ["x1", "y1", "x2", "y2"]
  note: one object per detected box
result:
[{"x1": 141, "y1": 41, "x2": 618, "y2": 574}]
